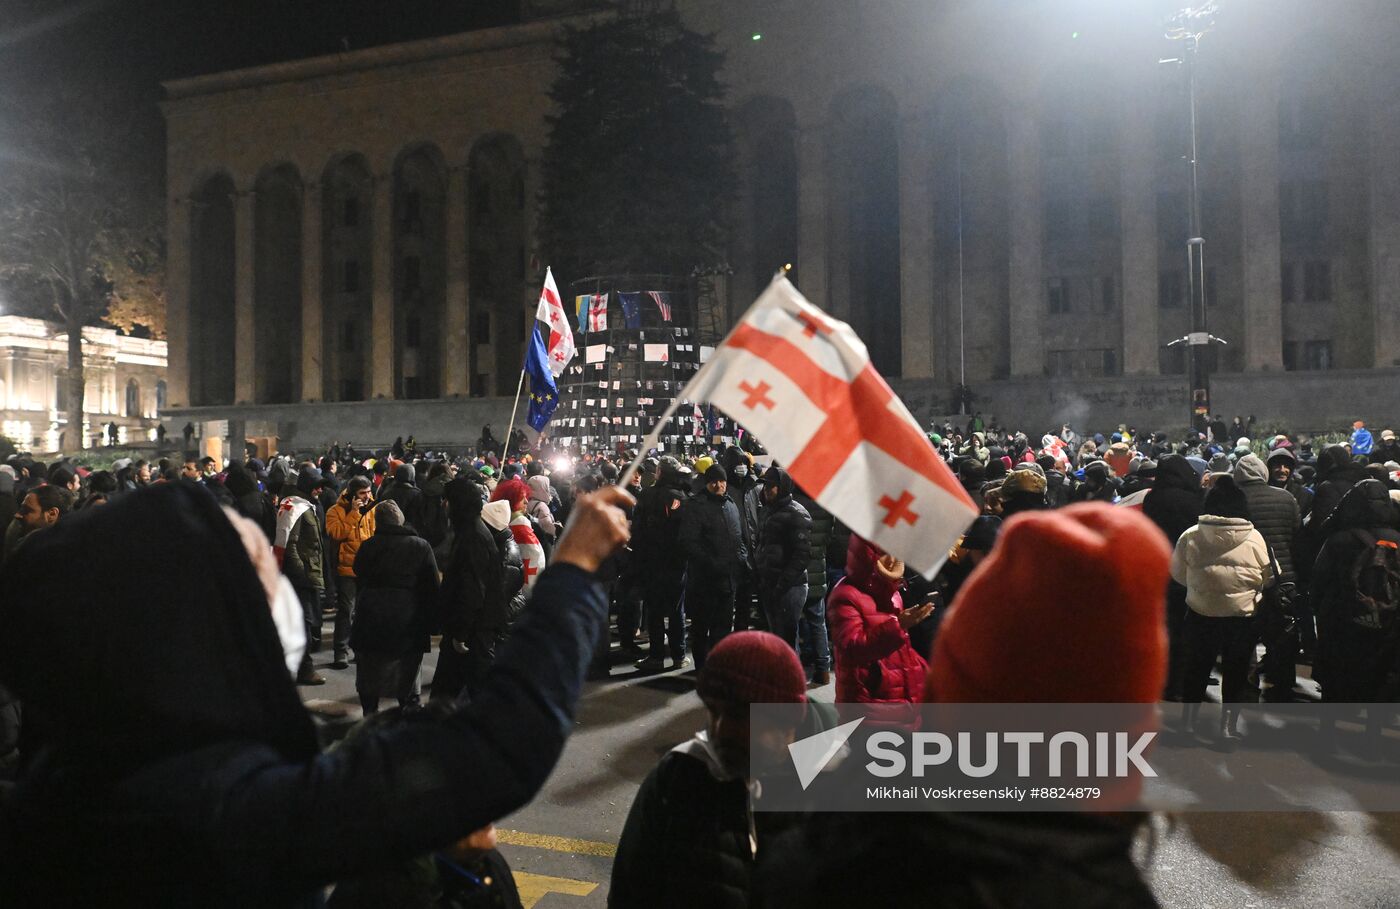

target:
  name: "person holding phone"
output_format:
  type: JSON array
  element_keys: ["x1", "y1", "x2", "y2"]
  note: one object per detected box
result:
[{"x1": 326, "y1": 475, "x2": 378, "y2": 669}]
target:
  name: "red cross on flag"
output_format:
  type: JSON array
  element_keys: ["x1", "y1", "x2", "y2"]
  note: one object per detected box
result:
[
  {"x1": 679, "y1": 275, "x2": 977, "y2": 578},
  {"x1": 534, "y1": 266, "x2": 575, "y2": 378}
]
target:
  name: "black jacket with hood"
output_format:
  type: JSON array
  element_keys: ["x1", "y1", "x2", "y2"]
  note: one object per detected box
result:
[
  {"x1": 0, "y1": 482, "x2": 607, "y2": 907},
  {"x1": 755, "y1": 467, "x2": 812, "y2": 593},
  {"x1": 1142, "y1": 455, "x2": 1202, "y2": 548},
  {"x1": 680, "y1": 488, "x2": 748, "y2": 581},
  {"x1": 351, "y1": 524, "x2": 440, "y2": 656},
  {"x1": 1300, "y1": 445, "x2": 1371, "y2": 577},
  {"x1": 1232, "y1": 453, "x2": 1300, "y2": 579}
]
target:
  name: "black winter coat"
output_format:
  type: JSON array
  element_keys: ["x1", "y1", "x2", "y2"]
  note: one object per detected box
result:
[
  {"x1": 795, "y1": 491, "x2": 833, "y2": 599},
  {"x1": 756, "y1": 469, "x2": 811, "y2": 593},
  {"x1": 633, "y1": 476, "x2": 690, "y2": 573},
  {"x1": 725, "y1": 476, "x2": 761, "y2": 572},
  {"x1": 1142, "y1": 455, "x2": 1201, "y2": 547},
  {"x1": 351, "y1": 525, "x2": 440, "y2": 656},
  {"x1": 1233, "y1": 454, "x2": 1300, "y2": 579},
  {"x1": 680, "y1": 491, "x2": 748, "y2": 579},
  {"x1": 1300, "y1": 446, "x2": 1370, "y2": 577}
]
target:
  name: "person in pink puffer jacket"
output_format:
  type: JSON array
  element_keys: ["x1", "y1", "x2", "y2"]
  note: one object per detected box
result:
[{"x1": 826, "y1": 535, "x2": 933, "y2": 726}]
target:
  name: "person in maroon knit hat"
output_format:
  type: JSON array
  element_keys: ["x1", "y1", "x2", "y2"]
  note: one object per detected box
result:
[
  {"x1": 610, "y1": 631, "x2": 834, "y2": 909},
  {"x1": 754, "y1": 504, "x2": 1168, "y2": 909},
  {"x1": 826, "y1": 536, "x2": 933, "y2": 727}
]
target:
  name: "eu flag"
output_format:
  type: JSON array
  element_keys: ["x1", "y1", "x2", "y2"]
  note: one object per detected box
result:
[
  {"x1": 617, "y1": 291, "x2": 643, "y2": 329},
  {"x1": 525, "y1": 325, "x2": 560, "y2": 432}
]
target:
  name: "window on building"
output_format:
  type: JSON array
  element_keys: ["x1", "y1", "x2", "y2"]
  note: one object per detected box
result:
[
  {"x1": 1047, "y1": 350, "x2": 1072, "y2": 377},
  {"x1": 343, "y1": 259, "x2": 360, "y2": 293},
  {"x1": 343, "y1": 196, "x2": 359, "y2": 227},
  {"x1": 1303, "y1": 260, "x2": 1331, "y2": 303},
  {"x1": 1159, "y1": 344, "x2": 1187, "y2": 375},
  {"x1": 401, "y1": 190, "x2": 422, "y2": 234},
  {"x1": 1283, "y1": 341, "x2": 1297, "y2": 371},
  {"x1": 471, "y1": 373, "x2": 487, "y2": 397},
  {"x1": 406, "y1": 314, "x2": 422, "y2": 349},
  {"x1": 1158, "y1": 270, "x2": 1183, "y2": 308},
  {"x1": 1047, "y1": 277, "x2": 1071, "y2": 314},
  {"x1": 124, "y1": 379, "x2": 140, "y2": 418},
  {"x1": 1156, "y1": 191, "x2": 1188, "y2": 248},
  {"x1": 1041, "y1": 118, "x2": 1071, "y2": 158},
  {"x1": 402, "y1": 256, "x2": 421, "y2": 294},
  {"x1": 1280, "y1": 180, "x2": 1328, "y2": 241},
  {"x1": 1087, "y1": 196, "x2": 1118, "y2": 237},
  {"x1": 1303, "y1": 339, "x2": 1332, "y2": 370},
  {"x1": 55, "y1": 377, "x2": 68, "y2": 414},
  {"x1": 340, "y1": 378, "x2": 363, "y2": 401},
  {"x1": 156, "y1": 380, "x2": 167, "y2": 410},
  {"x1": 1281, "y1": 261, "x2": 1297, "y2": 303},
  {"x1": 1100, "y1": 275, "x2": 1117, "y2": 312},
  {"x1": 472, "y1": 310, "x2": 491, "y2": 345},
  {"x1": 341, "y1": 320, "x2": 357, "y2": 353},
  {"x1": 1100, "y1": 348, "x2": 1119, "y2": 377}
]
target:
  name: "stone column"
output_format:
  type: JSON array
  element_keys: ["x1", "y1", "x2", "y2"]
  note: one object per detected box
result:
[
  {"x1": 795, "y1": 120, "x2": 829, "y2": 311},
  {"x1": 233, "y1": 188, "x2": 256, "y2": 404},
  {"x1": 1239, "y1": 81, "x2": 1284, "y2": 371},
  {"x1": 1120, "y1": 95, "x2": 1160, "y2": 375},
  {"x1": 165, "y1": 194, "x2": 191, "y2": 407},
  {"x1": 300, "y1": 181, "x2": 324, "y2": 402},
  {"x1": 443, "y1": 164, "x2": 470, "y2": 397},
  {"x1": 370, "y1": 172, "x2": 396, "y2": 399},
  {"x1": 1370, "y1": 96, "x2": 1400, "y2": 368},
  {"x1": 1006, "y1": 103, "x2": 1044, "y2": 377},
  {"x1": 897, "y1": 105, "x2": 936, "y2": 379}
]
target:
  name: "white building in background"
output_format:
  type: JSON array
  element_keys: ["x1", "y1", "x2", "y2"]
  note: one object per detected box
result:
[{"x1": 0, "y1": 315, "x2": 167, "y2": 453}]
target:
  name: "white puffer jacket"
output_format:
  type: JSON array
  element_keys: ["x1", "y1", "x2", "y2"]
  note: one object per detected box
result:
[{"x1": 1170, "y1": 515, "x2": 1273, "y2": 617}]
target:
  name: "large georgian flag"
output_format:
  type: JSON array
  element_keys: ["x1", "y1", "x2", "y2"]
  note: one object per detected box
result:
[
  {"x1": 534, "y1": 267, "x2": 575, "y2": 377},
  {"x1": 681, "y1": 275, "x2": 977, "y2": 578}
]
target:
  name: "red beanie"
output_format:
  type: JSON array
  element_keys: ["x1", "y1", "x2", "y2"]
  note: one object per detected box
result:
[
  {"x1": 925, "y1": 503, "x2": 1170, "y2": 704},
  {"x1": 490, "y1": 478, "x2": 529, "y2": 513},
  {"x1": 698, "y1": 631, "x2": 808, "y2": 706}
]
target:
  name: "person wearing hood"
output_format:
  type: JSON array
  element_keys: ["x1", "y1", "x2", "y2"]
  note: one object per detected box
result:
[
  {"x1": 1144, "y1": 454, "x2": 1205, "y2": 699},
  {"x1": 382, "y1": 462, "x2": 422, "y2": 525},
  {"x1": 961, "y1": 431, "x2": 990, "y2": 464},
  {"x1": 755, "y1": 466, "x2": 811, "y2": 654},
  {"x1": 1299, "y1": 444, "x2": 1370, "y2": 570},
  {"x1": 1350, "y1": 420, "x2": 1374, "y2": 457},
  {"x1": 1170, "y1": 475, "x2": 1273, "y2": 746},
  {"x1": 326, "y1": 476, "x2": 378, "y2": 669},
  {"x1": 223, "y1": 462, "x2": 275, "y2": 541},
  {"x1": 610, "y1": 632, "x2": 834, "y2": 909},
  {"x1": 633, "y1": 456, "x2": 693, "y2": 672},
  {"x1": 0, "y1": 481, "x2": 631, "y2": 905},
  {"x1": 679, "y1": 465, "x2": 749, "y2": 670},
  {"x1": 1267, "y1": 447, "x2": 1313, "y2": 517},
  {"x1": 275, "y1": 472, "x2": 329, "y2": 686},
  {"x1": 434, "y1": 476, "x2": 512, "y2": 701},
  {"x1": 721, "y1": 447, "x2": 762, "y2": 632},
  {"x1": 826, "y1": 536, "x2": 932, "y2": 727},
  {"x1": 1309, "y1": 479, "x2": 1400, "y2": 711},
  {"x1": 412, "y1": 461, "x2": 452, "y2": 558},
  {"x1": 1233, "y1": 453, "x2": 1303, "y2": 701},
  {"x1": 526, "y1": 474, "x2": 558, "y2": 560},
  {"x1": 1072, "y1": 460, "x2": 1118, "y2": 503},
  {"x1": 351, "y1": 501, "x2": 439, "y2": 714}
]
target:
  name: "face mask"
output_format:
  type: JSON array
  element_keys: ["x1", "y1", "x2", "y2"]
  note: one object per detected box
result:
[
  {"x1": 268, "y1": 575, "x2": 306, "y2": 676},
  {"x1": 732, "y1": 465, "x2": 748, "y2": 478}
]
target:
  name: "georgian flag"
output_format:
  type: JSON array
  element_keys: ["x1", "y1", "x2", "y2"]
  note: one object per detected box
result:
[
  {"x1": 534, "y1": 267, "x2": 575, "y2": 378},
  {"x1": 587, "y1": 293, "x2": 609, "y2": 333},
  {"x1": 511, "y1": 513, "x2": 546, "y2": 588},
  {"x1": 677, "y1": 275, "x2": 977, "y2": 578}
]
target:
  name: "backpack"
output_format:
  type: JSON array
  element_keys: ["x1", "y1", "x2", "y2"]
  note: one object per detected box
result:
[{"x1": 1346, "y1": 530, "x2": 1400, "y2": 630}]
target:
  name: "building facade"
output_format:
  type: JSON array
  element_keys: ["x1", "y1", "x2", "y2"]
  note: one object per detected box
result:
[
  {"x1": 161, "y1": 0, "x2": 1400, "y2": 446},
  {"x1": 0, "y1": 316, "x2": 168, "y2": 453}
]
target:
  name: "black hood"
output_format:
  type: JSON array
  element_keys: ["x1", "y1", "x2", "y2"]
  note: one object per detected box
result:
[
  {"x1": 1153, "y1": 454, "x2": 1198, "y2": 492},
  {"x1": 762, "y1": 465, "x2": 795, "y2": 502},
  {"x1": 393, "y1": 463, "x2": 416, "y2": 485},
  {"x1": 1321, "y1": 478, "x2": 1398, "y2": 536},
  {"x1": 1316, "y1": 445, "x2": 1353, "y2": 481},
  {"x1": 0, "y1": 483, "x2": 318, "y2": 780},
  {"x1": 445, "y1": 475, "x2": 487, "y2": 528},
  {"x1": 223, "y1": 462, "x2": 258, "y2": 498}
]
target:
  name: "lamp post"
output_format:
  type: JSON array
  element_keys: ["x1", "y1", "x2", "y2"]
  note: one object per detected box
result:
[{"x1": 1163, "y1": 2, "x2": 1221, "y2": 432}]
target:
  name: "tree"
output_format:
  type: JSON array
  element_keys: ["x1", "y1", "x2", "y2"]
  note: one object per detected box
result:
[
  {"x1": 538, "y1": 1, "x2": 736, "y2": 280},
  {"x1": 0, "y1": 87, "x2": 164, "y2": 443}
]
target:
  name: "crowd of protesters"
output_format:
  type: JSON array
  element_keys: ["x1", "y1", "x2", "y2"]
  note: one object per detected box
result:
[{"x1": 0, "y1": 410, "x2": 1397, "y2": 906}]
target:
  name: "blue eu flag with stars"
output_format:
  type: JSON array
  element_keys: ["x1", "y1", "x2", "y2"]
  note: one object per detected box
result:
[{"x1": 525, "y1": 325, "x2": 560, "y2": 432}]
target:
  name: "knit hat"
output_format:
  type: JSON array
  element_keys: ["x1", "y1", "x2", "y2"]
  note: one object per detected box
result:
[
  {"x1": 697, "y1": 631, "x2": 807, "y2": 706},
  {"x1": 1000, "y1": 467, "x2": 1047, "y2": 497},
  {"x1": 704, "y1": 464, "x2": 728, "y2": 483},
  {"x1": 1202, "y1": 474, "x2": 1250, "y2": 520},
  {"x1": 926, "y1": 503, "x2": 1170, "y2": 705}
]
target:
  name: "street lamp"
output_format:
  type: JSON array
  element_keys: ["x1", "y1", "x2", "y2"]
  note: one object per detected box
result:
[{"x1": 1162, "y1": 1, "x2": 1221, "y2": 432}]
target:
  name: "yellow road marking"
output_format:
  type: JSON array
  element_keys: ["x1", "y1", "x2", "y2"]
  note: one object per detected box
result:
[
  {"x1": 513, "y1": 870, "x2": 598, "y2": 908},
  {"x1": 497, "y1": 829, "x2": 617, "y2": 858}
]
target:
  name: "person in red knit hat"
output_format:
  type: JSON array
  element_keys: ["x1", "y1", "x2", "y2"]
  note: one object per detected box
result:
[{"x1": 611, "y1": 631, "x2": 834, "y2": 909}]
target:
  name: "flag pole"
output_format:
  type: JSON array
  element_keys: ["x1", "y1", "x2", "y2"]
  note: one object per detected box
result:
[{"x1": 504, "y1": 367, "x2": 527, "y2": 457}]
